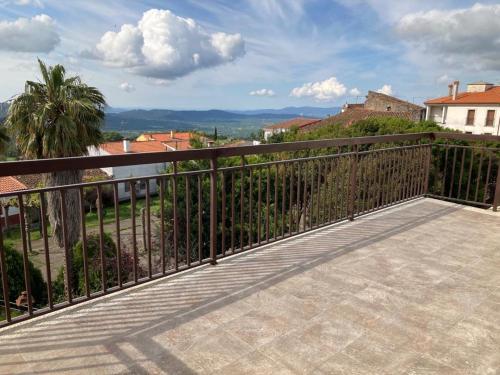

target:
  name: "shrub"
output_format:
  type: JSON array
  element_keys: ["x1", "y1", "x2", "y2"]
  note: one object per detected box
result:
[
  {"x1": 53, "y1": 233, "x2": 141, "y2": 300},
  {"x1": 0, "y1": 244, "x2": 47, "y2": 307}
]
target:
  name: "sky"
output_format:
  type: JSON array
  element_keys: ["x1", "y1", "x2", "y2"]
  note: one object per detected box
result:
[{"x1": 1, "y1": 0, "x2": 500, "y2": 110}]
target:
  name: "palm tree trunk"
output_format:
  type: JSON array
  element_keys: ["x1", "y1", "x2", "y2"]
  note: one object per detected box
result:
[{"x1": 44, "y1": 170, "x2": 83, "y2": 293}]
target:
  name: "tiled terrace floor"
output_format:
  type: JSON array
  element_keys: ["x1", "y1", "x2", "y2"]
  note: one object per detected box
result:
[{"x1": 1, "y1": 198, "x2": 500, "y2": 374}]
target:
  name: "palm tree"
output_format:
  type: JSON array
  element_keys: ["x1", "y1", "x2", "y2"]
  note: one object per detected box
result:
[{"x1": 5, "y1": 59, "x2": 106, "y2": 275}]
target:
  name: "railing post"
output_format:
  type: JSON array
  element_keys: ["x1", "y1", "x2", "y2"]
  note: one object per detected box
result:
[
  {"x1": 493, "y1": 160, "x2": 500, "y2": 212},
  {"x1": 210, "y1": 155, "x2": 218, "y2": 265},
  {"x1": 423, "y1": 144, "x2": 433, "y2": 195},
  {"x1": 348, "y1": 145, "x2": 358, "y2": 221}
]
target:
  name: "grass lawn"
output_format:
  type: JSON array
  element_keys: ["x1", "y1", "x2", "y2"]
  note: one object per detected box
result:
[{"x1": 4, "y1": 196, "x2": 162, "y2": 247}]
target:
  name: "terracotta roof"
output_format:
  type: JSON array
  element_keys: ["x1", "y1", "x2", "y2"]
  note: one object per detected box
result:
[
  {"x1": 264, "y1": 117, "x2": 321, "y2": 130},
  {"x1": 305, "y1": 109, "x2": 416, "y2": 130},
  {"x1": 425, "y1": 86, "x2": 500, "y2": 105},
  {"x1": 14, "y1": 169, "x2": 109, "y2": 190},
  {"x1": 0, "y1": 176, "x2": 27, "y2": 193},
  {"x1": 100, "y1": 140, "x2": 168, "y2": 155}
]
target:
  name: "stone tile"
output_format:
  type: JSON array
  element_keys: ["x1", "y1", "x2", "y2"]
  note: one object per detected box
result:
[
  {"x1": 401, "y1": 355, "x2": 460, "y2": 375},
  {"x1": 313, "y1": 352, "x2": 377, "y2": 375},
  {"x1": 341, "y1": 331, "x2": 420, "y2": 373},
  {"x1": 152, "y1": 316, "x2": 219, "y2": 352},
  {"x1": 175, "y1": 328, "x2": 254, "y2": 373},
  {"x1": 260, "y1": 331, "x2": 334, "y2": 373},
  {"x1": 217, "y1": 351, "x2": 294, "y2": 375},
  {"x1": 220, "y1": 309, "x2": 290, "y2": 347}
]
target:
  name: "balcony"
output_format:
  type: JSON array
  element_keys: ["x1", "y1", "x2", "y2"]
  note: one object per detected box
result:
[{"x1": 0, "y1": 132, "x2": 499, "y2": 374}]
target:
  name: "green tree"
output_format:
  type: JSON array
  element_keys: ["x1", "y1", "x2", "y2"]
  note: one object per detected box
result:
[
  {"x1": 5, "y1": 60, "x2": 106, "y2": 284},
  {"x1": 0, "y1": 244, "x2": 47, "y2": 308}
]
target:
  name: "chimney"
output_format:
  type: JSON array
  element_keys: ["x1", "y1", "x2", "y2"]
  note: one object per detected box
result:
[
  {"x1": 170, "y1": 130, "x2": 174, "y2": 139},
  {"x1": 448, "y1": 84, "x2": 453, "y2": 96},
  {"x1": 207, "y1": 140, "x2": 215, "y2": 147},
  {"x1": 123, "y1": 139, "x2": 131, "y2": 153},
  {"x1": 452, "y1": 80, "x2": 459, "y2": 100}
]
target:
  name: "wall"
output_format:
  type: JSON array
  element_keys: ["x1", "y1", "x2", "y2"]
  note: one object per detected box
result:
[
  {"x1": 427, "y1": 104, "x2": 500, "y2": 135},
  {"x1": 87, "y1": 146, "x2": 168, "y2": 200}
]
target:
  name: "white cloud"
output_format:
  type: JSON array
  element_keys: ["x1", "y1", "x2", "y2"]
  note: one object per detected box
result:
[
  {"x1": 377, "y1": 84, "x2": 393, "y2": 95},
  {"x1": 349, "y1": 88, "x2": 361, "y2": 96},
  {"x1": 15, "y1": 0, "x2": 43, "y2": 7},
  {"x1": 249, "y1": 88, "x2": 275, "y2": 97},
  {"x1": 397, "y1": 3, "x2": 500, "y2": 70},
  {"x1": 0, "y1": 14, "x2": 59, "y2": 52},
  {"x1": 119, "y1": 82, "x2": 135, "y2": 92},
  {"x1": 290, "y1": 77, "x2": 347, "y2": 101},
  {"x1": 437, "y1": 74, "x2": 450, "y2": 84},
  {"x1": 90, "y1": 9, "x2": 245, "y2": 80}
]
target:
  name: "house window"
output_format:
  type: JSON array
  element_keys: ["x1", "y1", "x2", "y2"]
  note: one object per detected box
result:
[
  {"x1": 484, "y1": 132, "x2": 492, "y2": 135},
  {"x1": 465, "y1": 131, "x2": 473, "y2": 134},
  {"x1": 485, "y1": 110, "x2": 495, "y2": 126},
  {"x1": 466, "y1": 110, "x2": 475, "y2": 125},
  {"x1": 386, "y1": 106, "x2": 392, "y2": 111}
]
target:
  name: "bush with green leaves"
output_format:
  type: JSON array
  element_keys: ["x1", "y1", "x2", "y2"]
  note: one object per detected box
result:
[
  {"x1": 0, "y1": 244, "x2": 47, "y2": 307},
  {"x1": 53, "y1": 233, "x2": 141, "y2": 301}
]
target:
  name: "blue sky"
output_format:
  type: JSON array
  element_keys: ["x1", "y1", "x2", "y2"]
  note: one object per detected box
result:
[{"x1": 1, "y1": 0, "x2": 500, "y2": 109}]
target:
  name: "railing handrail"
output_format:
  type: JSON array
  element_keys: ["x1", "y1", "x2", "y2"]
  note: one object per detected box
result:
[{"x1": 0, "y1": 132, "x2": 499, "y2": 177}]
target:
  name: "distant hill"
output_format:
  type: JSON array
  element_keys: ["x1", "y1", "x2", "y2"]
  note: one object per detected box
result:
[
  {"x1": 230, "y1": 106, "x2": 341, "y2": 118},
  {"x1": 104, "y1": 109, "x2": 305, "y2": 137}
]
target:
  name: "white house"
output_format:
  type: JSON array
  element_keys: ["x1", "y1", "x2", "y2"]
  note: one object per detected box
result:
[
  {"x1": 425, "y1": 81, "x2": 500, "y2": 136},
  {"x1": 88, "y1": 140, "x2": 170, "y2": 201}
]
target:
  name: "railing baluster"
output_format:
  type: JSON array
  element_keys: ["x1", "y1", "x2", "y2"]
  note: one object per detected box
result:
[
  {"x1": 241, "y1": 162, "x2": 245, "y2": 249},
  {"x1": 159, "y1": 177, "x2": 166, "y2": 274},
  {"x1": 274, "y1": 164, "x2": 278, "y2": 237},
  {"x1": 172, "y1": 164, "x2": 179, "y2": 269},
  {"x1": 209, "y1": 158, "x2": 217, "y2": 264},
  {"x1": 309, "y1": 160, "x2": 315, "y2": 228},
  {"x1": 449, "y1": 147, "x2": 458, "y2": 198},
  {"x1": 59, "y1": 190, "x2": 72, "y2": 304},
  {"x1": 0, "y1": 217, "x2": 11, "y2": 322},
  {"x1": 296, "y1": 161, "x2": 301, "y2": 232},
  {"x1": 493, "y1": 157, "x2": 500, "y2": 212},
  {"x1": 281, "y1": 163, "x2": 286, "y2": 236},
  {"x1": 302, "y1": 160, "x2": 308, "y2": 230},
  {"x1": 457, "y1": 148, "x2": 466, "y2": 199},
  {"x1": 348, "y1": 147, "x2": 358, "y2": 220},
  {"x1": 266, "y1": 166, "x2": 270, "y2": 241},
  {"x1": 112, "y1": 183, "x2": 122, "y2": 287},
  {"x1": 441, "y1": 146, "x2": 449, "y2": 197},
  {"x1": 288, "y1": 163, "x2": 294, "y2": 235},
  {"x1": 221, "y1": 172, "x2": 226, "y2": 256},
  {"x1": 40, "y1": 192, "x2": 53, "y2": 308},
  {"x1": 248, "y1": 166, "x2": 253, "y2": 248},
  {"x1": 483, "y1": 155, "x2": 493, "y2": 204},
  {"x1": 316, "y1": 159, "x2": 321, "y2": 226},
  {"x1": 257, "y1": 168, "x2": 262, "y2": 244},
  {"x1": 231, "y1": 172, "x2": 236, "y2": 252},
  {"x1": 185, "y1": 175, "x2": 191, "y2": 265},
  {"x1": 197, "y1": 175, "x2": 202, "y2": 262},
  {"x1": 145, "y1": 180, "x2": 152, "y2": 278},
  {"x1": 78, "y1": 188, "x2": 90, "y2": 297},
  {"x1": 130, "y1": 181, "x2": 138, "y2": 283},
  {"x1": 465, "y1": 149, "x2": 474, "y2": 201},
  {"x1": 474, "y1": 150, "x2": 484, "y2": 203},
  {"x1": 96, "y1": 185, "x2": 107, "y2": 293}
]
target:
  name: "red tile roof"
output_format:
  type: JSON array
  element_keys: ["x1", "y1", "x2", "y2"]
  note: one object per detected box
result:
[
  {"x1": 264, "y1": 117, "x2": 321, "y2": 130},
  {"x1": 425, "y1": 86, "x2": 500, "y2": 105},
  {"x1": 0, "y1": 176, "x2": 27, "y2": 193},
  {"x1": 100, "y1": 140, "x2": 168, "y2": 155}
]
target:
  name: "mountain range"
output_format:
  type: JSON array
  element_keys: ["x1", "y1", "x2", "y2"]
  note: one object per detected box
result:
[{"x1": 1, "y1": 103, "x2": 340, "y2": 138}]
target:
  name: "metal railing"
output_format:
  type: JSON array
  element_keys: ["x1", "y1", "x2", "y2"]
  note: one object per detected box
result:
[{"x1": 0, "y1": 132, "x2": 498, "y2": 327}]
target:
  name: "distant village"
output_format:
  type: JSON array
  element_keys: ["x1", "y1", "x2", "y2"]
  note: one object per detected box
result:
[{"x1": 1, "y1": 79, "x2": 499, "y2": 225}]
